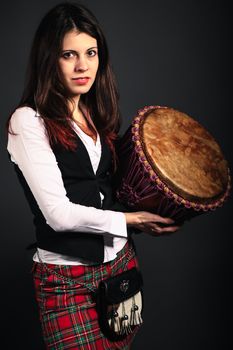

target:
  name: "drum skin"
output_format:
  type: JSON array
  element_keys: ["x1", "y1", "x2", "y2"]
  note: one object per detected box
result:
[{"x1": 114, "y1": 106, "x2": 231, "y2": 224}]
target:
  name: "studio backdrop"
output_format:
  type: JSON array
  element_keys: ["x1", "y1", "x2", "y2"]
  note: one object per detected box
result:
[{"x1": 0, "y1": 1, "x2": 232, "y2": 349}]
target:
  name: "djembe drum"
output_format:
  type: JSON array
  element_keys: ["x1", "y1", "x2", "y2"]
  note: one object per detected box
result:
[{"x1": 114, "y1": 106, "x2": 231, "y2": 224}]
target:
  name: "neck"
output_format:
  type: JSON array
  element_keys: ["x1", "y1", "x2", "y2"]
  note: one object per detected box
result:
[
  {"x1": 73, "y1": 105, "x2": 87, "y2": 125},
  {"x1": 71, "y1": 102, "x2": 97, "y2": 144},
  {"x1": 71, "y1": 94, "x2": 81, "y2": 106},
  {"x1": 68, "y1": 95, "x2": 81, "y2": 117}
]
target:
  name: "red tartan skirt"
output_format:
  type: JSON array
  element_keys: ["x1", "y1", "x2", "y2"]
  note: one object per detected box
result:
[{"x1": 33, "y1": 240, "x2": 141, "y2": 349}]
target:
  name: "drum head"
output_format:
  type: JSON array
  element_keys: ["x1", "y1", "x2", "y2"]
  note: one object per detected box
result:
[{"x1": 140, "y1": 107, "x2": 229, "y2": 204}]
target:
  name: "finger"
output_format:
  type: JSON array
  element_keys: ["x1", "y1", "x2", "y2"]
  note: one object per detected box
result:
[
  {"x1": 150, "y1": 224, "x2": 163, "y2": 234},
  {"x1": 152, "y1": 215, "x2": 175, "y2": 225},
  {"x1": 160, "y1": 225, "x2": 180, "y2": 233}
]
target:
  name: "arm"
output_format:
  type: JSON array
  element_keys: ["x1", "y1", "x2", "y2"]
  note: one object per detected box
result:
[{"x1": 7, "y1": 107, "x2": 127, "y2": 237}]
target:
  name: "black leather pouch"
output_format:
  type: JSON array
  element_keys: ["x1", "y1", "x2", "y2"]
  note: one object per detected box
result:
[{"x1": 96, "y1": 267, "x2": 143, "y2": 341}]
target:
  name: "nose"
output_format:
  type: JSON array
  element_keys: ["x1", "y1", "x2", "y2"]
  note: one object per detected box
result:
[{"x1": 74, "y1": 55, "x2": 88, "y2": 72}]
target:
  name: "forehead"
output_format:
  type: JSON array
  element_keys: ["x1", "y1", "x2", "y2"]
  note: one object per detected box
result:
[{"x1": 62, "y1": 31, "x2": 97, "y2": 50}]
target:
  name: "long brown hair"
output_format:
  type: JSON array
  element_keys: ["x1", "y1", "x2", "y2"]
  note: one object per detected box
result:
[{"x1": 7, "y1": 2, "x2": 121, "y2": 161}]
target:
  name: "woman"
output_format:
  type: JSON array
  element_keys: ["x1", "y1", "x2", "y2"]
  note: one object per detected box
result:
[{"x1": 7, "y1": 2, "x2": 179, "y2": 349}]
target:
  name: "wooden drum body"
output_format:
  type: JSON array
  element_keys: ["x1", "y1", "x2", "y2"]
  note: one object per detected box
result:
[{"x1": 114, "y1": 106, "x2": 231, "y2": 224}]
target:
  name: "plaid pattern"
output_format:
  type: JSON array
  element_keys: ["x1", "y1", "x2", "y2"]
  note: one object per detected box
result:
[{"x1": 33, "y1": 240, "x2": 141, "y2": 349}]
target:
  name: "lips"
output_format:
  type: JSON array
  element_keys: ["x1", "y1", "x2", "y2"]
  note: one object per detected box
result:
[{"x1": 72, "y1": 77, "x2": 90, "y2": 85}]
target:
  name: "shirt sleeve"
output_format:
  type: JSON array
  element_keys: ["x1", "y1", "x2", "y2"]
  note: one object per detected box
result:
[{"x1": 7, "y1": 107, "x2": 127, "y2": 238}]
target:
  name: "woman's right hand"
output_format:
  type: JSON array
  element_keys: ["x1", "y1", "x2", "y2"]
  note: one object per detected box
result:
[{"x1": 124, "y1": 211, "x2": 180, "y2": 236}]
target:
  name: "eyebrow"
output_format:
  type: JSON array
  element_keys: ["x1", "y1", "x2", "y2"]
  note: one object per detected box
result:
[{"x1": 61, "y1": 46, "x2": 98, "y2": 52}]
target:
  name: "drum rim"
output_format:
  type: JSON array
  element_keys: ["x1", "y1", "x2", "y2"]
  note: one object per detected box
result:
[{"x1": 131, "y1": 105, "x2": 231, "y2": 212}]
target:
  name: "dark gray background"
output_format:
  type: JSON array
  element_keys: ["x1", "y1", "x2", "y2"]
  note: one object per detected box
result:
[{"x1": 1, "y1": 0, "x2": 232, "y2": 349}]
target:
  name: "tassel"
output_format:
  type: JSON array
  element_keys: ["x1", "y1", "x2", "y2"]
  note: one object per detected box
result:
[
  {"x1": 130, "y1": 296, "x2": 143, "y2": 326},
  {"x1": 109, "y1": 308, "x2": 120, "y2": 333},
  {"x1": 120, "y1": 302, "x2": 132, "y2": 335},
  {"x1": 120, "y1": 314, "x2": 132, "y2": 335}
]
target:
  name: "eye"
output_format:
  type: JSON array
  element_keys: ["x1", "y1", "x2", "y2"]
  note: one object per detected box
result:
[
  {"x1": 62, "y1": 51, "x2": 76, "y2": 59},
  {"x1": 87, "y1": 49, "x2": 97, "y2": 57}
]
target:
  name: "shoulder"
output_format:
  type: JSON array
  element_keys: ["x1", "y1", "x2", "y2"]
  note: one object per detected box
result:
[
  {"x1": 11, "y1": 106, "x2": 37, "y2": 123},
  {"x1": 10, "y1": 106, "x2": 44, "y2": 132}
]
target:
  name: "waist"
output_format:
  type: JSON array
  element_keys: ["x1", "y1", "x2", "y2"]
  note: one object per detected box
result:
[{"x1": 33, "y1": 236, "x2": 128, "y2": 265}]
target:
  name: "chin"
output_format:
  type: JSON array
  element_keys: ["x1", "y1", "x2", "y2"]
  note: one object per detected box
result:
[{"x1": 73, "y1": 85, "x2": 93, "y2": 95}]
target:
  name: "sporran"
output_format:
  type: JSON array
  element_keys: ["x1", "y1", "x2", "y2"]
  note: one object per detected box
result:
[{"x1": 96, "y1": 267, "x2": 143, "y2": 341}]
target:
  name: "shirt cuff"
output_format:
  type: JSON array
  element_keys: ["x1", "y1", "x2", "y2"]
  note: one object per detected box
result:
[{"x1": 107, "y1": 211, "x2": 128, "y2": 238}]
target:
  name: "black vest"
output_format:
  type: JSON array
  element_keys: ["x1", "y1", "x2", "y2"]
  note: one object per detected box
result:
[{"x1": 13, "y1": 133, "x2": 127, "y2": 263}]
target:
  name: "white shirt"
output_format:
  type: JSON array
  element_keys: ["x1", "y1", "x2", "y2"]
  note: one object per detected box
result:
[{"x1": 7, "y1": 106, "x2": 128, "y2": 265}]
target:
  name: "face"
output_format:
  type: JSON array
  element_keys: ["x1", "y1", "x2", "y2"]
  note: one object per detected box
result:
[{"x1": 58, "y1": 31, "x2": 99, "y2": 102}]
